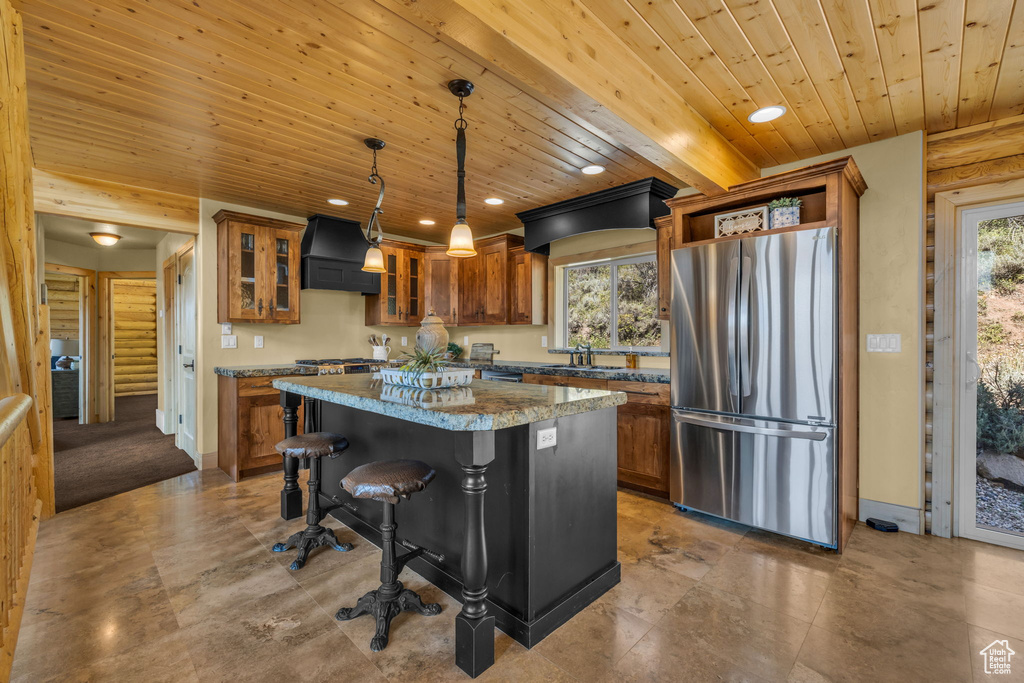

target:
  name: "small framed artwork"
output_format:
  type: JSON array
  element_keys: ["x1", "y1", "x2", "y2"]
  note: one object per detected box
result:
[{"x1": 714, "y1": 206, "x2": 769, "y2": 238}]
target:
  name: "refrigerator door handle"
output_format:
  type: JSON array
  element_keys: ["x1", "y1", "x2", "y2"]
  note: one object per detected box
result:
[
  {"x1": 726, "y1": 256, "x2": 739, "y2": 397},
  {"x1": 671, "y1": 411, "x2": 828, "y2": 441},
  {"x1": 739, "y1": 254, "x2": 752, "y2": 397}
]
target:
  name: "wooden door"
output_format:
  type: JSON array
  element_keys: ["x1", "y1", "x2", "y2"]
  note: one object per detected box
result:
[
  {"x1": 458, "y1": 251, "x2": 484, "y2": 324},
  {"x1": 225, "y1": 220, "x2": 267, "y2": 321},
  {"x1": 379, "y1": 244, "x2": 404, "y2": 325},
  {"x1": 656, "y1": 223, "x2": 671, "y2": 321},
  {"x1": 264, "y1": 227, "x2": 300, "y2": 324},
  {"x1": 616, "y1": 402, "x2": 670, "y2": 496},
  {"x1": 424, "y1": 250, "x2": 459, "y2": 324},
  {"x1": 481, "y1": 241, "x2": 508, "y2": 324},
  {"x1": 238, "y1": 391, "x2": 303, "y2": 472}
]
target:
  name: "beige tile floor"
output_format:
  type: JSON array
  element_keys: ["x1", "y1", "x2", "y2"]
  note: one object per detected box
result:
[{"x1": 11, "y1": 468, "x2": 1024, "y2": 682}]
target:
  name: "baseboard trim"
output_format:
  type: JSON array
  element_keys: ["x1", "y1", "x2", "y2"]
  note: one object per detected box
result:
[
  {"x1": 155, "y1": 408, "x2": 174, "y2": 435},
  {"x1": 199, "y1": 451, "x2": 217, "y2": 470},
  {"x1": 859, "y1": 498, "x2": 923, "y2": 535}
]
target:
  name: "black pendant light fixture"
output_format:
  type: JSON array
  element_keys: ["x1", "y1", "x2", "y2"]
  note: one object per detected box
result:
[
  {"x1": 446, "y1": 79, "x2": 477, "y2": 257},
  {"x1": 361, "y1": 137, "x2": 388, "y2": 273}
]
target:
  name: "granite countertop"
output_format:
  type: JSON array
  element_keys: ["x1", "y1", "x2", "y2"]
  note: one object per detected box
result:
[
  {"x1": 449, "y1": 359, "x2": 670, "y2": 384},
  {"x1": 272, "y1": 373, "x2": 627, "y2": 431},
  {"x1": 547, "y1": 348, "x2": 670, "y2": 357},
  {"x1": 214, "y1": 364, "x2": 319, "y2": 378}
]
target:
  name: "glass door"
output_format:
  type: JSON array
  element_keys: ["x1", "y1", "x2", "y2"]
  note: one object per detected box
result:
[
  {"x1": 957, "y1": 201, "x2": 1024, "y2": 549},
  {"x1": 229, "y1": 222, "x2": 264, "y2": 321}
]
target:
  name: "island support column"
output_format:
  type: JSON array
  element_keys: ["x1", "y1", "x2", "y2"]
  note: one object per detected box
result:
[
  {"x1": 455, "y1": 431, "x2": 496, "y2": 677},
  {"x1": 280, "y1": 391, "x2": 303, "y2": 520}
]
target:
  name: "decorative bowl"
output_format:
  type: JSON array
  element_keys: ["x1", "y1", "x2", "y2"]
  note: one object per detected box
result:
[{"x1": 379, "y1": 367, "x2": 475, "y2": 389}]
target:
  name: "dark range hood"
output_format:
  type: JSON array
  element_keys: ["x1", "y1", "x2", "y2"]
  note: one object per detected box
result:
[
  {"x1": 516, "y1": 177, "x2": 679, "y2": 255},
  {"x1": 300, "y1": 214, "x2": 381, "y2": 294}
]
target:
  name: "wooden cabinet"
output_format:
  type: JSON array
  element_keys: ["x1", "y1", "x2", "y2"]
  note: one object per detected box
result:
[
  {"x1": 365, "y1": 242, "x2": 426, "y2": 326},
  {"x1": 424, "y1": 247, "x2": 459, "y2": 325},
  {"x1": 218, "y1": 373, "x2": 304, "y2": 481},
  {"x1": 655, "y1": 216, "x2": 672, "y2": 321},
  {"x1": 215, "y1": 210, "x2": 303, "y2": 324},
  {"x1": 459, "y1": 238, "x2": 509, "y2": 325},
  {"x1": 609, "y1": 380, "x2": 671, "y2": 497},
  {"x1": 508, "y1": 247, "x2": 547, "y2": 325}
]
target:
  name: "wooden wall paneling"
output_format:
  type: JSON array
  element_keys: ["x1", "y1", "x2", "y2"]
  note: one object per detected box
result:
[
  {"x1": 113, "y1": 279, "x2": 157, "y2": 396},
  {"x1": 31, "y1": 304, "x2": 54, "y2": 518},
  {"x1": 867, "y1": 0, "x2": 926, "y2": 135},
  {"x1": 44, "y1": 273, "x2": 79, "y2": 340},
  {"x1": 955, "y1": 0, "x2": 1015, "y2": 128},
  {"x1": 926, "y1": 115, "x2": 1024, "y2": 171},
  {"x1": 32, "y1": 169, "x2": 198, "y2": 234},
  {"x1": 989, "y1": 1, "x2": 1024, "y2": 120},
  {"x1": 927, "y1": 154, "x2": 1024, "y2": 198},
  {"x1": 918, "y1": 0, "x2": 965, "y2": 132}
]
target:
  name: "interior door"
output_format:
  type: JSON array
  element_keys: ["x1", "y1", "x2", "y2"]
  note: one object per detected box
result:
[
  {"x1": 176, "y1": 245, "x2": 197, "y2": 460},
  {"x1": 670, "y1": 239, "x2": 740, "y2": 413},
  {"x1": 741, "y1": 227, "x2": 836, "y2": 424}
]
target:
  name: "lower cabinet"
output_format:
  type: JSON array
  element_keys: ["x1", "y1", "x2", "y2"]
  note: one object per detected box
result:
[
  {"x1": 218, "y1": 374, "x2": 304, "y2": 481},
  {"x1": 522, "y1": 373, "x2": 671, "y2": 497}
]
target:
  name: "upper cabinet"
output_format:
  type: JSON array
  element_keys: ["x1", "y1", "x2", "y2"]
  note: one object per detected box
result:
[
  {"x1": 365, "y1": 242, "x2": 425, "y2": 326},
  {"x1": 215, "y1": 210, "x2": 303, "y2": 324},
  {"x1": 370, "y1": 234, "x2": 547, "y2": 327}
]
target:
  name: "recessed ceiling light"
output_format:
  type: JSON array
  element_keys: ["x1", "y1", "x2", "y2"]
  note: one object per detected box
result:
[
  {"x1": 484, "y1": 197, "x2": 504, "y2": 205},
  {"x1": 89, "y1": 232, "x2": 121, "y2": 246},
  {"x1": 327, "y1": 198, "x2": 349, "y2": 206},
  {"x1": 748, "y1": 106, "x2": 787, "y2": 123},
  {"x1": 581, "y1": 165, "x2": 605, "y2": 175},
  {"x1": 419, "y1": 219, "x2": 436, "y2": 225}
]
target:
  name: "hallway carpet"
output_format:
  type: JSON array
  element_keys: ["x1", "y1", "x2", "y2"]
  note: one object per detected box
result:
[{"x1": 53, "y1": 394, "x2": 197, "y2": 512}]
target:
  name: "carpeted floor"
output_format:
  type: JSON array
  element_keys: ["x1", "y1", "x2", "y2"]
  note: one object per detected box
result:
[{"x1": 53, "y1": 394, "x2": 197, "y2": 512}]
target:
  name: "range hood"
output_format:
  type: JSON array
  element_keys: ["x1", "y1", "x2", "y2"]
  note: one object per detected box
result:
[
  {"x1": 516, "y1": 177, "x2": 679, "y2": 255},
  {"x1": 300, "y1": 214, "x2": 381, "y2": 294}
]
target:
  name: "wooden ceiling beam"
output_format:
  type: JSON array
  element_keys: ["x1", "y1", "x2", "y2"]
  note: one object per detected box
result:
[
  {"x1": 376, "y1": 0, "x2": 759, "y2": 195},
  {"x1": 32, "y1": 169, "x2": 199, "y2": 234}
]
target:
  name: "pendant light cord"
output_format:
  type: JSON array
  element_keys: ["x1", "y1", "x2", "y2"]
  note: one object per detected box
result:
[
  {"x1": 365, "y1": 145, "x2": 386, "y2": 245},
  {"x1": 455, "y1": 95, "x2": 468, "y2": 224}
]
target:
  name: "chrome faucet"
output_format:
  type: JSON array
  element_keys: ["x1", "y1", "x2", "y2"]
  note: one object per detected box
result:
[{"x1": 573, "y1": 343, "x2": 593, "y2": 367}]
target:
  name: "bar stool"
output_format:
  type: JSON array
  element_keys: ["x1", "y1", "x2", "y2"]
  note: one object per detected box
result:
[
  {"x1": 272, "y1": 432, "x2": 354, "y2": 570},
  {"x1": 335, "y1": 459, "x2": 442, "y2": 651}
]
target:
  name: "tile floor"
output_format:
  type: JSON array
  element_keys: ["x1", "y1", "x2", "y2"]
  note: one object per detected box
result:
[{"x1": 11, "y1": 468, "x2": 1024, "y2": 682}]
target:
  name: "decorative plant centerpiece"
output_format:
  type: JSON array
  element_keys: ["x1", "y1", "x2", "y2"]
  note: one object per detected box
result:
[
  {"x1": 380, "y1": 346, "x2": 474, "y2": 389},
  {"x1": 446, "y1": 341, "x2": 463, "y2": 360},
  {"x1": 768, "y1": 197, "x2": 802, "y2": 229}
]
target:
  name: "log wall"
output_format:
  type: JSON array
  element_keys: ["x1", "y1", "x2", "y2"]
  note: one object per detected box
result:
[
  {"x1": 113, "y1": 279, "x2": 157, "y2": 396},
  {"x1": 44, "y1": 273, "x2": 78, "y2": 341}
]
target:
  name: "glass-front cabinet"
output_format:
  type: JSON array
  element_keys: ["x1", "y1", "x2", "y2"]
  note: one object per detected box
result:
[
  {"x1": 215, "y1": 210, "x2": 303, "y2": 324},
  {"x1": 365, "y1": 242, "x2": 425, "y2": 326}
]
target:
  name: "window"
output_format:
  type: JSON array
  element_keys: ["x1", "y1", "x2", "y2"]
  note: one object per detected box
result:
[{"x1": 564, "y1": 254, "x2": 661, "y2": 350}]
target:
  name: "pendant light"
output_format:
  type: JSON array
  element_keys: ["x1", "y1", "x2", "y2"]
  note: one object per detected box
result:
[
  {"x1": 361, "y1": 137, "x2": 388, "y2": 273},
  {"x1": 447, "y1": 79, "x2": 477, "y2": 258}
]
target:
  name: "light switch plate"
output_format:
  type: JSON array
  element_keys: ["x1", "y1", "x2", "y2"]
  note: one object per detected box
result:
[
  {"x1": 866, "y1": 333, "x2": 901, "y2": 353},
  {"x1": 221, "y1": 335, "x2": 237, "y2": 349},
  {"x1": 254, "y1": 335, "x2": 264, "y2": 349},
  {"x1": 541, "y1": 335, "x2": 548, "y2": 348},
  {"x1": 401, "y1": 336, "x2": 408, "y2": 347},
  {"x1": 463, "y1": 336, "x2": 469, "y2": 345},
  {"x1": 221, "y1": 323, "x2": 232, "y2": 335},
  {"x1": 537, "y1": 427, "x2": 557, "y2": 450}
]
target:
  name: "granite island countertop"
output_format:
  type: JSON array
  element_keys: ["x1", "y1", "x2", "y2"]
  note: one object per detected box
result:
[{"x1": 272, "y1": 373, "x2": 627, "y2": 431}]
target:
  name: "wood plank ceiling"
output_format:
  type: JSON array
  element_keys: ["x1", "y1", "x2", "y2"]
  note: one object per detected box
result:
[{"x1": 15, "y1": 0, "x2": 1024, "y2": 241}]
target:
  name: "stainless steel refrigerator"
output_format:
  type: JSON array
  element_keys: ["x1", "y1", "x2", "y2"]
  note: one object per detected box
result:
[{"x1": 670, "y1": 226, "x2": 838, "y2": 547}]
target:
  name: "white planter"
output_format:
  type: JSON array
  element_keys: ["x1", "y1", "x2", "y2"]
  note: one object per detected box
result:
[
  {"x1": 770, "y1": 206, "x2": 801, "y2": 229},
  {"x1": 379, "y1": 367, "x2": 475, "y2": 389},
  {"x1": 380, "y1": 384, "x2": 476, "y2": 408}
]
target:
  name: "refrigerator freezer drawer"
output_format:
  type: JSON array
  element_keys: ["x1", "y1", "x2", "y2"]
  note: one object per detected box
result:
[{"x1": 670, "y1": 411, "x2": 836, "y2": 547}]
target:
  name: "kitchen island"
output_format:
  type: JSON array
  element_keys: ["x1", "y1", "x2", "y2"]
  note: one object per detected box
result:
[{"x1": 271, "y1": 374, "x2": 626, "y2": 677}]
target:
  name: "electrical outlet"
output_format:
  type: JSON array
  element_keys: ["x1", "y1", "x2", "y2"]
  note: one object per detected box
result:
[
  {"x1": 221, "y1": 335, "x2": 237, "y2": 349},
  {"x1": 254, "y1": 335, "x2": 264, "y2": 349},
  {"x1": 541, "y1": 335, "x2": 548, "y2": 348},
  {"x1": 221, "y1": 323, "x2": 232, "y2": 335},
  {"x1": 536, "y1": 427, "x2": 557, "y2": 450},
  {"x1": 401, "y1": 336, "x2": 408, "y2": 347}
]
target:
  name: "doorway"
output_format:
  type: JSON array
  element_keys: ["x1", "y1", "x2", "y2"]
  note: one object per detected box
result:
[
  {"x1": 43, "y1": 263, "x2": 95, "y2": 424},
  {"x1": 956, "y1": 201, "x2": 1024, "y2": 549}
]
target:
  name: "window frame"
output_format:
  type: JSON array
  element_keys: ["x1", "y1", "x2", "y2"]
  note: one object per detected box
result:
[{"x1": 562, "y1": 252, "x2": 661, "y2": 351}]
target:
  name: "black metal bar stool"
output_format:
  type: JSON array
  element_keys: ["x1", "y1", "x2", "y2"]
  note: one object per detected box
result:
[
  {"x1": 272, "y1": 432, "x2": 354, "y2": 570},
  {"x1": 335, "y1": 459, "x2": 443, "y2": 651}
]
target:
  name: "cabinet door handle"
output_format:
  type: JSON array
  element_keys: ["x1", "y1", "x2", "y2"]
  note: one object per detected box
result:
[{"x1": 258, "y1": 298, "x2": 263, "y2": 315}]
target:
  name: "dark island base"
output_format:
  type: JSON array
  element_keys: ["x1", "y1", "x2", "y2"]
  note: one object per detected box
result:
[
  {"x1": 307, "y1": 400, "x2": 621, "y2": 652},
  {"x1": 330, "y1": 506, "x2": 621, "y2": 647}
]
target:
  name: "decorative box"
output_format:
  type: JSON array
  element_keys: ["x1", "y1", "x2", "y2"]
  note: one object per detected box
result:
[{"x1": 714, "y1": 206, "x2": 768, "y2": 237}]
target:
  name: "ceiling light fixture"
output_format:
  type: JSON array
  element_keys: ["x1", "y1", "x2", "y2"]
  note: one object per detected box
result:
[
  {"x1": 581, "y1": 164, "x2": 605, "y2": 175},
  {"x1": 360, "y1": 138, "x2": 388, "y2": 273},
  {"x1": 327, "y1": 198, "x2": 349, "y2": 206},
  {"x1": 484, "y1": 197, "x2": 504, "y2": 205},
  {"x1": 446, "y1": 79, "x2": 477, "y2": 258},
  {"x1": 748, "y1": 105, "x2": 787, "y2": 123},
  {"x1": 419, "y1": 219, "x2": 436, "y2": 225},
  {"x1": 89, "y1": 232, "x2": 121, "y2": 246}
]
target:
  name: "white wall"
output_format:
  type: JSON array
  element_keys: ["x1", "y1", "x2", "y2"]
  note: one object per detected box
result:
[{"x1": 44, "y1": 238, "x2": 157, "y2": 272}]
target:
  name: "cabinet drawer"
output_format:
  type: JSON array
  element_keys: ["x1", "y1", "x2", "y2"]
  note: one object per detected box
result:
[
  {"x1": 608, "y1": 380, "x2": 670, "y2": 405},
  {"x1": 522, "y1": 373, "x2": 608, "y2": 390},
  {"x1": 238, "y1": 375, "x2": 295, "y2": 396}
]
